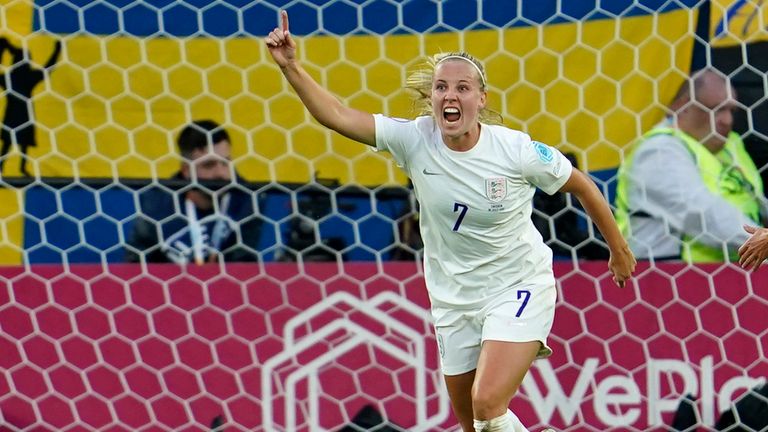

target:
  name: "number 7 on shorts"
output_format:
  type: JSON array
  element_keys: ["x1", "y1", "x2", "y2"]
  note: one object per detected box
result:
[{"x1": 516, "y1": 289, "x2": 531, "y2": 317}]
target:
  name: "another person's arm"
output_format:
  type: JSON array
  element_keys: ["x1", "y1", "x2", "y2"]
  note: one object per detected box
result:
[
  {"x1": 738, "y1": 225, "x2": 768, "y2": 270},
  {"x1": 560, "y1": 169, "x2": 636, "y2": 287},
  {"x1": 265, "y1": 10, "x2": 375, "y2": 146}
]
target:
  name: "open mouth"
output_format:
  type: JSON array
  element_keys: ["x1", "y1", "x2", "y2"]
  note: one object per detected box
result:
[{"x1": 443, "y1": 107, "x2": 461, "y2": 123}]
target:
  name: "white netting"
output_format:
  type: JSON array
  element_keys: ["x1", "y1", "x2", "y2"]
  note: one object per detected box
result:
[{"x1": 1, "y1": 1, "x2": 767, "y2": 431}]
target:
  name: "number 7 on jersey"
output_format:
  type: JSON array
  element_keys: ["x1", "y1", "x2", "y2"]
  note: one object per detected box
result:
[{"x1": 453, "y1": 202, "x2": 468, "y2": 231}]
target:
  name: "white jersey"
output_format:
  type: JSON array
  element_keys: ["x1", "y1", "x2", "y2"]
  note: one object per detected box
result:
[{"x1": 374, "y1": 115, "x2": 573, "y2": 315}]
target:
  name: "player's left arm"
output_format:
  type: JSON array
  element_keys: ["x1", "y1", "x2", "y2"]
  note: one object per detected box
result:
[{"x1": 559, "y1": 169, "x2": 636, "y2": 287}]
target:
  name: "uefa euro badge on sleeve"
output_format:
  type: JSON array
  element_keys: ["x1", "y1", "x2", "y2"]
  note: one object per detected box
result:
[
  {"x1": 485, "y1": 177, "x2": 507, "y2": 202},
  {"x1": 533, "y1": 141, "x2": 554, "y2": 164}
]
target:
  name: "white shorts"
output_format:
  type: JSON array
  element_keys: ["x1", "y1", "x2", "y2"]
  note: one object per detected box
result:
[{"x1": 433, "y1": 282, "x2": 556, "y2": 376}]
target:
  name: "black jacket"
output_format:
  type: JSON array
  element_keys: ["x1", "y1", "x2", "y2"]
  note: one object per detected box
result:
[{"x1": 125, "y1": 174, "x2": 263, "y2": 263}]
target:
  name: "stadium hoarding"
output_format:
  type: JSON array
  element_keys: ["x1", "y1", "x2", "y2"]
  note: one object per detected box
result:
[{"x1": 0, "y1": 261, "x2": 766, "y2": 430}]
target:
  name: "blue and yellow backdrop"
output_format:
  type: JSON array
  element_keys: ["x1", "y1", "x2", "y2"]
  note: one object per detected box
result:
[{"x1": 5, "y1": 0, "x2": 749, "y2": 264}]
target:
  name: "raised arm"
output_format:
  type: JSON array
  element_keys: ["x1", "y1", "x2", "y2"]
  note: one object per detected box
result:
[
  {"x1": 559, "y1": 169, "x2": 636, "y2": 287},
  {"x1": 265, "y1": 10, "x2": 375, "y2": 146},
  {"x1": 44, "y1": 40, "x2": 62, "y2": 69}
]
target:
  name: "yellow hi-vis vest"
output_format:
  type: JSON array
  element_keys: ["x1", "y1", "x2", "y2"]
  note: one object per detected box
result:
[{"x1": 615, "y1": 128, "x2": 763, "y2": 263}]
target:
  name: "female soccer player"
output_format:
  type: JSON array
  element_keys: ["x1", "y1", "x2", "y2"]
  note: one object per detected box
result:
[{"x1": 265, "y1": 11, "x2": 636, "y2": 432}]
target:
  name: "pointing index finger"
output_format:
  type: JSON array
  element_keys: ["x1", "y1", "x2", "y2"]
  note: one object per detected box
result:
[{"x1": 281, "y1": 10, "x2": 289, "y2": 33}]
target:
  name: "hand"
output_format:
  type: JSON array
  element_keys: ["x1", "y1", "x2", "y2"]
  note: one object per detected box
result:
[
  {"x1": 608, "y1": 243, "x2": 636, "y2": 288},
  {"x1": 264, "y1": 10, "x2": 296, "y2": 68},
  {"x1": 738, "y1": 225, "x2": 768, "y2": 271}
]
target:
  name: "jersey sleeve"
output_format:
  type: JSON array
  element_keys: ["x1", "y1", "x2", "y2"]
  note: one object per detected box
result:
[
  {"x1": 373, "y1": 114, "x2": 418, "y2": 171},
  {"x1": 519, "y1": 138, "x2": 573, "y2": 195}
]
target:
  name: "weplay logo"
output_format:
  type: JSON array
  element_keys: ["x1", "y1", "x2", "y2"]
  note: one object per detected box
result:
[{"x1": 524, "y1": 356, "x2": 765, "y2": 428}]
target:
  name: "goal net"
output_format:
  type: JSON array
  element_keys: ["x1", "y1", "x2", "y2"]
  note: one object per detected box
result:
[{"x1": 1, "y1": 1, "x2": 767, "y2": 431}]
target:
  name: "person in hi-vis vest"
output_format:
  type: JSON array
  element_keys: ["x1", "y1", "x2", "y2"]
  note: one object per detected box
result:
[{"x1": 615, "y1": 68, "x2": 768, "y2": 263}]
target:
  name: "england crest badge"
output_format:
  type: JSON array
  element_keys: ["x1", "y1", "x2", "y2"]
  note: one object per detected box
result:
[{"x1": 485, "y1": 177, "x2": 507, "y2": 202}]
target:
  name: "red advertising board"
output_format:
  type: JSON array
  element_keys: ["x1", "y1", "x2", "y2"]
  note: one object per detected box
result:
[{"x1": 1, "y1": 262, "x2": 766, "y2": 431}]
